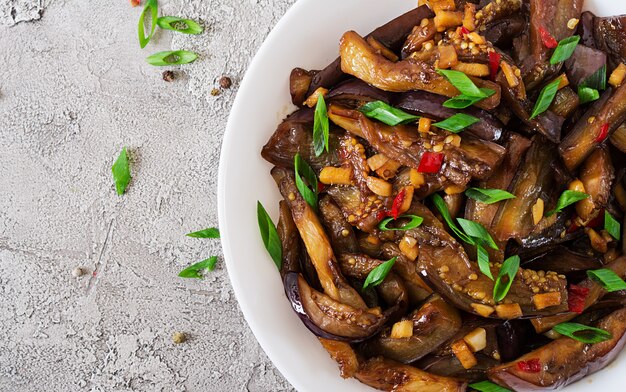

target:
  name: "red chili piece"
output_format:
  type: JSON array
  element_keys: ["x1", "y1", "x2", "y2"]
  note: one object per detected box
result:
[
  {"x1": 317, "y1": 182, "x2": 325, "y2": 193},
  {"x1": 460, "y1": 26, "x2": 470, "y2": 36},
  {"x1": 539, "y1": 27, "x2": 558, "y2": 48},
  {"x1": 417, "y1": 152, "x2": 444, "y2": 174},
  {"x1": 390, "y1": 188, "x2": 407, "y2": 220},
  {"x1": 376, "y1": 210, "x2": 388, "y2": 221},
  {"x1": 596, "y1": 123, "x2": 610, "y2": 143},
  {"x1": 587, "y1": 210, "x2": 605, "y2": 228},
  {"x1": 488, "y1": 51, "x2": 501, "y2": 81},
  {"x1": 517, "y1": 359, "x2": 542, "y2": 373},
  {"x1": 568, "y1": 284, "x2": 590, "y2": 314}
]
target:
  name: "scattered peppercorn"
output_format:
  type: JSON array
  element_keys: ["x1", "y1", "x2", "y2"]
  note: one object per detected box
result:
[
  {"x1": 219, "y1": 76, "x2": 232, "y2": 89},
  {"x1": 210, "y1": 88, "x2": 220, "y2": 96},
  {"x1": 162, "y1": 70, "x2": 175, "y2": 82},
  {"x1": 71, "y1": 267, "x2": 84, "y2": 278},
  {"x1": 172, "y1": 332, "x2": 187, "y2": 344}
]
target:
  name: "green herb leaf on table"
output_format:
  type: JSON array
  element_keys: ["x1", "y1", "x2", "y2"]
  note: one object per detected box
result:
[
  {"x1": 157, "y1": 16, "x2": 203, "y2": 35},
  {"x1": 545, "y1": 190, "x2": 589, "y2": 216},
  {"x1": 578, "y1": 86, "x2": 600, "y2": 104},
  {"x1": 378, "y1": 215, "x2": 424, "y2": 231},
  {"x1": 605, "y1": 211, "x2": 621, "y2": 240},
  {"x1": 186, "y1": 227, "x2": 220, "y2": 238},
  {"x1": 457, "y1": 218, "x2": 499, "y2": 250},
  {"x1": 431, "y1": 194, "x2": 472, "y2": 243},
  {"x1": 476, "y1": 244, "x2": 493, "y2": 280},
  {"x1": 587, "y1": 268, "x2": 626, "y2": 292},
  {"x1": 549, "y1": 35, "x2": 580, "y2": 65},
  {"x1": 178, "y1": 256, "x2": 218, "y2": 278},
  {"x1": 359, "y1": 101, "x2": 420, "y2": 126},
  {"x1": 469, "y1": 380, "x2": 511, "y2": 392},
  {"x1": 493, "y1": 255, "x2": 520, "y2": 302},
  {"x1": 552, "y1": 322, "x2": 612, "y2": 344},
  {"x1": 257, "y1": 201, "x2": 282, "y2": 270},
  {"x1": 437, "y1": 69, "x2": 491, "y2": 98},
  {"x1": 138, "y1": 0, "x2": 158, "y2": 49},
  {"x1": 146, "y1": 50, "x2": 198, "y2": 66},
  {"x1": 313, "y1": 95, "x2": 330, "y2": 156},
  {"x1": 363, "y1": 257, "x2": 397, "y2": 290},
  {"x1": 294, "y1": 153, "x2": 318, "y2": 209},
  {"x1": 433, "y1": 113, "x2": 480, "y2": 133},
  {"x1": 111, "y1": 147, "x2": 131, "y2": 195},
  {"x1": 530, "y1": 78, "x2": 562, "y2": 119},
  {"x1": 443, "y1": 88, "x2": 495, "y2": 109},
  {"x1": 466, "y1": 188, "x2": 516, "y2": 204}
]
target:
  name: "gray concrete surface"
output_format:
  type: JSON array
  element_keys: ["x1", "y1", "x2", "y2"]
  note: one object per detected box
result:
[{"x1": 0, "y1": 0, "x2": 297, "y2": 390}]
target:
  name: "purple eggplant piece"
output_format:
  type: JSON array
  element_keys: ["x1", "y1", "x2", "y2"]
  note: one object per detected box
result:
[
  {"x1": 395, "y1": 91, "x2": 504, "y2": 142},
  {"x1": 489, "y1": 308, "x2": 626, "y2": 391},
  {"x1": 578, "y1": 11, "x2": 597, "y2": 48},
  {"x1": 307, "y1": 5, "x2": 434, "y2": 96},
  {"x1": 283, "y1": 273, "x2": 389, "y2": 342},
  {"x1": 594, "y1": 14, "x2": 626, "y2": 69},
  {"x1": 418, "y1": 354, "x2": 500, "y2": 383},
  {"x1": 521, "y1": 246, "x2": 604, "y2": 279},
  {"x1": 564, "y1": 45, "x2": 607, "y2": 86},
  {"x1": 326, "y1": 78, "x2": 392, "y2": 105},
  {"x1": 319, "y1": 195, "x2": 360, "y2": 255},
  {"x1": 277, "y1": 200, "x2": 302, "y2": 279},
  {"x1": 290, "y1": 68, "x2": 317, "y2": 106},
  {"x1": 484, "y1": 14, "x2": 526, "y2": 49},
  {"x1": 261, "y1": 111, "x2": 342, "y2": 171}
]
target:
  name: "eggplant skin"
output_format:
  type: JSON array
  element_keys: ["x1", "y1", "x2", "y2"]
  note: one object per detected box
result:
[
  {"x1": 318, "y1": 338, "x2": 359, "y2": 379},
  {"x1": 488, "y1": 308, "x2": 626, "y2": 391},
  {"x1": 355, "y1": 357, "x2": 467, "y2": 392}
]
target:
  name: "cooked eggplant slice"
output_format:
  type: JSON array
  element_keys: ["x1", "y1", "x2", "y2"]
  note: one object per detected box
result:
[
  {"x1": 355, "y1": 357, "x2": 467, "y2": 392},
  {"x1": 491, "y1": 139, "x2": 556, "y2": 242},
  {"x1": 284, "y1": 273, "x2": 388, "y2": 341},
  {"x1": 272, "y1": 167, "x2": 367, "y2": 310},
  {"x1": 488, "y1": 308, "x2": 626, "y2": 391},
  {"x1": 326, "y1": 78, "x2": 393, "y2": 106},
  {"x1": 277, "y1": 200, "x2": 302, "y2": 278},
  {"x1": 307, "y1": 5, "x2": 435, "y2": 95},
  {"x1": 531, "y1": 256, "x2": 626, "y2": 333},
  {"x1": 577, "y1": 147, "x2": 615, "y2": 223},
  {"x1": 318, "y1": 338, "x2": 359, "y2": 378},
  {"x1": 418, "y1": 353, "x2": 500, "y2": 383},
  {"x1": 564, "y1": 45, "x2": 607, "y2": 87},
  {"x1": 361, "y1": 295, "x2": 462, "y2": 363},
  {"x1": 319, "y1": 195, "x2": 360, "y2": 255},
  {"x1": 261, "y1": 112, "x2": 341, "y2": 170},
  {"x1": 290, "y1": 68, "x2": 317, "y2": 106},
  {"x1": 339, "y1": 31, "x2": 501, "y2": 110},
  {"x1": 327, "y1": 185, "x2": 390, "y2": 233},
  {"x1": 610, "y1": 122, "x2": 626, "y2": 153},
  {"x1": 594, "y1": 14, "x2": 626, "y2": 69},
  {"x1": 408, "y1": 201, "x2": 568, "y2": 318},
  {"x1": 559, "y1": 82, "x2": 626, "y2": 171}
]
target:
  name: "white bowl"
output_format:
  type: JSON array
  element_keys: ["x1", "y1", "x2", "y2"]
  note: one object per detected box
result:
[{"x1": 218, "y1": 1, "x2": 626, "y2": 391}]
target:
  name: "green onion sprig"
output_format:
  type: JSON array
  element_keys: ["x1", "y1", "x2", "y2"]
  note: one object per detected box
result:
[
  {"x1": 545, "y1": 190, "x2": 589, "y2": 216},
  {"x1": 530, "y1": 78, "x2": 562, "y2": 119},
  {"x1": 257, "y1": 201, "x2": 282, "y2": 270},
  {"x1": 138, "y1": 0, "x2": 158, "y2": 48},
  {"x1": 433, "y1": 113, "x2": 480, "y2": 133},
  {"x1": 111, "y1": 147, "x2": 131, "y2": 195},
  {"x1": 294, "y1": 153, "x2": 318, "y2": 209},
  {"x1": 186, "y1": 228, "x2": 220, "y2": 238},
  {"x1": 378, "y1": 215, "x2": 424, "y2": 231},
  {"x1": 587, "y1": 268, "x2": 626, "y2": 292},
  {"x1": 157, "y1": 16, "x2": 203, "y2": 34},
  {"x1": 493, "y1": 255, "x2": 520, "y2": 302},
  {"x1": 146, "y1": 50, "x2": 198, "y2": 66},
  {"x1": 553, "y1": 322, "x2": 612, "y2": 344},
  {"x1": 550, "y1": 35, "x2": 580, "y2": 65},
  {"x1": 363, "y1": 257, "x2": 397, "y2": 290},
  {"x1": 178, "y1": 256, "x2": 218, "y2": 278},
  {"x1": 466, "y1": 188, "x2": 516, "y2": 205},
  {"x1": 313, "y1": 95, "x2": 330, "y2": 156},
  {"x1": 359, "y1": 101, "x2": 420, "y2": 126}
]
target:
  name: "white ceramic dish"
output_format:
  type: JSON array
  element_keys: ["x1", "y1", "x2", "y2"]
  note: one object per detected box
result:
[{"x1": 218, "y1": 1, "x2": 626, "y2": 390}]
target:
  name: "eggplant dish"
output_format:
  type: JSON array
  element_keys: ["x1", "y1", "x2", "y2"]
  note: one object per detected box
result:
[{"x1": 260, "y1": 1, "x2": 626, "y2": 390}]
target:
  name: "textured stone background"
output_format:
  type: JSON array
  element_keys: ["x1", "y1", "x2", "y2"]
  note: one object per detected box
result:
[{"x1": 0, "y1": 0, "x2": 296, "y2": 390}]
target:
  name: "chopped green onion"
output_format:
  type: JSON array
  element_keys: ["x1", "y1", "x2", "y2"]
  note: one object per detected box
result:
[
  {"x1": 431, "y1": 194, "x2": 472, "y2": 243},
  {"x1": 587, "y1": 269, "x2": 626, "y2": 292},
  {"x1": 578, "y1": 86, "x2": 600, "y2": 104},
  {"x1": 457, "y1": 218, "x2": 499, "y2": 250},
  {"x1": 433, "y1": 113, "x2": 480, "y2": 133},
  {"x1": 545, "y1": 190, "x2": 589, "y2": 216},
  {"x1": 493, "y1": 255, "x2": 520, "y2": 302},
  {"x1": 443, "y1": 88, "x2": 496, "y2": 109},
  {"x1": 359, "y1": 101, "x2": 420, "y2": 126},
  {"x1": 186, "y1": 228, "x2": 220, "y2": 238},
  {"x1": 552, "y1": 322, "x2": 612, "y2": 344},
  {"x1": 146, "y1": 50, "x2": 198, "y2": 66},
  {"x1": 476, "y1": 244, "x2": 493, "y2": 280},
  {"x1": 138, "y1": 0, "x2": 158, "y2": 48},
  {"x1": 257, "y1": 201, "x2": 282, "y2": 270},
  {"x1": 437, "y1": 69, "x2": 491, "y2": 98},
  {"x1": 178, "y1": 256, "x2": 218, "y2": 278},
  {"x1": 378, "y1": 215, "x2": 424, "y2": 231},
  {"x1": 111, "y1": 147, "x2": 131, "y2": 195},
  {"x1": 582, "y1": 65, "x2": 607, "y2": 91},
  {"x1": 313, "y1": 95, "x2": 330, "y2": 156},
  {"x1": 605, "y1": 211, "x2": 621, "y2": 240},
  {"x1": 466, "y1": 188, "x2": 516, "y2": 204},
  {"x1": 156, "y1": 16, "x2": 203, "y2": 35},
  {"x1": 469, "y1": 380, "x2": 511, "y2": 392},
  {"x1": 294, "y1": 153, "x2": 318, "y2": 209},
  {"x1": 549, "y1": 35, "x2": 580, "y2": 65},
  {"x1": 530, "y1": 78, "x2": 562, "y2": 119},
  {"x1": 363, "y1": 257, "x2": 397, "y2": 290}
]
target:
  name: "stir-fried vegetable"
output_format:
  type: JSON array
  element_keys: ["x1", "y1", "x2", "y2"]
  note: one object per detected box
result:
[{"x1": 259, "y1": 1, "x2": 626, "y2": 390}]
